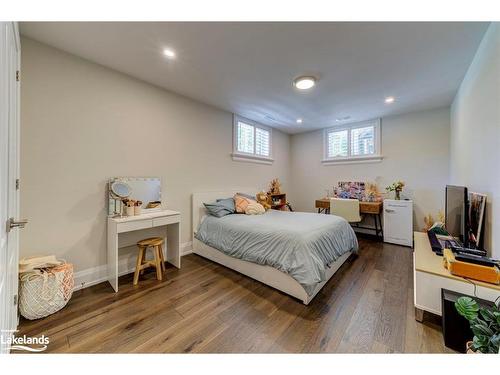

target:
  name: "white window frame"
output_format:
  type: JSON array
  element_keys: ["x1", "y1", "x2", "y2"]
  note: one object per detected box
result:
[
  {"x1": 232, "y1": 115, "x2": 274, "y2": 164},
  {"x1": 322, "y1": 119, "x2": 382, "y2": 165}
]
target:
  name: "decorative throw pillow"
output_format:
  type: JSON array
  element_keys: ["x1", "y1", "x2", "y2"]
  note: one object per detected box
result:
[
  {"x1": 203, "y1": 202, "x2": 233, "y2": 218},
  {"x1": 234, "y1": 194, "x2": 257, "y2": 213},
  {"x1": 245, "y1": 202, "x2": 266, "y2": 215},
  {"x1": 236, "y1": 192, "x2": 256, "y2": 200},
  {"x1": 216, "y1": 197, "x2": 236, "y2": 213}
]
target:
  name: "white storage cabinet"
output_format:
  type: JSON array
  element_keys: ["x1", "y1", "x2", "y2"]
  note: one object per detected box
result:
[{"x1": 383, "y1": 199, "x2": 413, "y2": 246}]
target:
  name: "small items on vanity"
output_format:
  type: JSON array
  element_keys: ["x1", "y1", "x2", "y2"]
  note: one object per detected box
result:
[
  {"x1": 108, "y1": 177, "x2": 163, "y2": 217},
  {"x1": 123, "y1": 199, "x2": 136, "y2": 216},
  {"x1": 134, "y1": 200, "x2": 143, "y2": 215}
]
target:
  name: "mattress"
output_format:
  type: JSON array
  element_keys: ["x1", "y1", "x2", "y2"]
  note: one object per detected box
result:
[{"x1": 195, "y1": 210, "x2": 358, "y2": 295}]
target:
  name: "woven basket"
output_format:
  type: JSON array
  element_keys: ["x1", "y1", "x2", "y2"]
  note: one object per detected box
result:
[{"x1": 19, "y1": 263, "x2": 74, "y2": 320}]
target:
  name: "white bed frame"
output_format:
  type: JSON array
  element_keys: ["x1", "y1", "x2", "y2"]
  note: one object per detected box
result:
[{"x1": 192, "y1": 190, "x2": 354, "y2": 305}]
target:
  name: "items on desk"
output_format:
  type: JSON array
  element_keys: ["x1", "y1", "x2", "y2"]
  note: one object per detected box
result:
[
  {"x1": 443, "y1": 248, "x2": 499, "y2": 285},
  {"x1": 333, "y1": 181, "x2": 382, "y2": 202},
  {"x1": 364, "y1": 182, "x2": 381, "y2": 202},
  {"x1": 335, "y1": 181, "x2": 365, "y2": 200},
  {"x1": 423, "y1": 210, "x2": 446, "y2": 233}
]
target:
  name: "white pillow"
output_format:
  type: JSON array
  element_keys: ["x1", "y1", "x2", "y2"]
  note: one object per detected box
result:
[{"x1": 245, "y1": 202, "x2": 265, "y2": 215}]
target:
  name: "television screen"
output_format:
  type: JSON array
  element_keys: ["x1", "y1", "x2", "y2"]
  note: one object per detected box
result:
[{"x1": 445, "y1": 185, "x2": 468, "y2": 242}]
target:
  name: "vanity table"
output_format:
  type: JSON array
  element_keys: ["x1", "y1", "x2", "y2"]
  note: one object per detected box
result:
[{"x1": 107, "y1": 209, "x2": 181, "y2": 292}]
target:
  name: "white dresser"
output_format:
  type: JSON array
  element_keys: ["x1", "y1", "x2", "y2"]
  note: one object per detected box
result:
[{"x1": 383, "y1": 199, "x2": 413, "y2": 247}]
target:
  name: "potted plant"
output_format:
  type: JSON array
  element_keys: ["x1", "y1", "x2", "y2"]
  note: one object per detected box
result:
[
  {"x1": 455, "y1": 296, "x2": 500, "y2": 354},
  {"x1": 385, "y1": 181, "x2": 405, "y2": 200}
]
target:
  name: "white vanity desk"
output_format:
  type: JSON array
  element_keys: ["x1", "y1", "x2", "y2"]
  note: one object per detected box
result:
[{"x1": 107, "y1": 209, "x2": 181, "y2": 292}]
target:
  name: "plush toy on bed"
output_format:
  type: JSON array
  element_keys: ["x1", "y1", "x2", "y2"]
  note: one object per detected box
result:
[{"x1": 256, "y1": 191, "x2": 271, "y2": 211}]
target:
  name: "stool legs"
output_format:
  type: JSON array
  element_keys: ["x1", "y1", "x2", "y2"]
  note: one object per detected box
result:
[
  {"x1": 133, "y1": 238, "x2": 166, "y2": 285},
  {"x1": 154, "y1": 245, "x2": 163, "y2": 281},
  {"x1": 158, "y1": 244, "x2": 166, "y2": 273},
  {"x1": 133, "y1": 246, "x2": 146, "y2": 285}
]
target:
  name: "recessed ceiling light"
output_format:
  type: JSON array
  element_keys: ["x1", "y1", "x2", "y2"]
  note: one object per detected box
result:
[
  {"x1": 296, "y1": 118, "x2": 303, "y2": 124},
  {"x1": 336, "y1": 116, "x2": 351, "y2": 122},
  {"x1": 163, "y1": 48, "x2": 176, "y2": 59},
  {"x1": 293, "y1": 76, "x2": 316, "y2": 90},
  {"x1": 385, "y1": 96, "x2": 395, "y2": 104}
]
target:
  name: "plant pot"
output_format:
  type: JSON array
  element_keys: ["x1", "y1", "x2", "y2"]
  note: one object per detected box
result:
[
  {"x1": 466, "y1": 341, "x2": 478, "y2": 354},
  {"x1": 134, "y1": 206, "x2": 142, "y2": 215},
  {"x1": 395, "y1": 190, "x2": 401, "y2": 200}
]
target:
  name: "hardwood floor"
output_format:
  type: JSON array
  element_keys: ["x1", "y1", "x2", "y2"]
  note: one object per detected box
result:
[{"x1": 16, "y1": 238, "x2": 454, "y2": 353}]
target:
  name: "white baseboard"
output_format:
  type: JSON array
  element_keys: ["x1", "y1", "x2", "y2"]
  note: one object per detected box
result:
[{"x1": 73, "y1": 241, "x2": 193, "y2": 291}]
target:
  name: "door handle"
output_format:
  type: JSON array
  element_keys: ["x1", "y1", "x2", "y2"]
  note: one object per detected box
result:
[
  {"x1": 385, "y1": 209, "x2": 395, "y2": 213},
  {"x1": 7, "y1": 218, "x2": 28, "y2": 232}
]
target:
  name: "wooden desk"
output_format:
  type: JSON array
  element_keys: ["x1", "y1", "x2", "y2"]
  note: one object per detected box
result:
[
  {"x1": 413, "y1": 232, "x2": 499, "y2": 320},
  {"x1": 315, "y1": 199, "x2": 383, "y2": 238},
  {"x1": 107, "y1": 209, "x2": 181, "y2": 292}
]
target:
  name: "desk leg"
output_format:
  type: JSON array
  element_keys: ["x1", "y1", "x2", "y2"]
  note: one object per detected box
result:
[
  {"x1": 107, "y1": 223, "x2": 118, "y2": 292},
  {"x1": 166, "y1": 222, "x2": 181, "y2": 268},
  {"x1": 415, "y1": 307, "x2": 424, "y2": 323},
  {"x1": 378, "y1": 213, "x2": 383, "y2": 239},
  {"x1": 373, "y1": 214, "x2": 378, "y2": 237}
]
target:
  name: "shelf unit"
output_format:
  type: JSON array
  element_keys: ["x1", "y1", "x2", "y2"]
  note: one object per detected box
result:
[{"x1": 268, "y1": 193, "x2": 287, "y2": 210}]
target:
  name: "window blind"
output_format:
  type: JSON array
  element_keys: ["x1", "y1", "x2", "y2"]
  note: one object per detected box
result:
[
  {"x1": 237, "y1": 121, "x2": 254, "y2": 154},
  {"x1": 327, "y1": 129, "x2": 348, "y2": 158},
  {"x1": 255, "y1": 127, "x2": 270, "y2": 157},
  {"x1": 350, "y1": 126, "x2": 375, "y2": 156}
]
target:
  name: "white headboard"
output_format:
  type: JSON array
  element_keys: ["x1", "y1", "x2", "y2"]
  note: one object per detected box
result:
[{"x1": 192, "y1": 188, "x2": 257, "y2": 240}]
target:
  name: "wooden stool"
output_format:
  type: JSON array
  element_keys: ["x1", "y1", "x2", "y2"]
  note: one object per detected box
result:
[{"x1": 133, "y1": 237, "x2": 166, "y2": 285}]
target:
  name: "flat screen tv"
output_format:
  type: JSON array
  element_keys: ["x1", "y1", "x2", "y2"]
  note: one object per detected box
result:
[{"x1": 445, "y1": 185, "x2": 468, "y2": 245}]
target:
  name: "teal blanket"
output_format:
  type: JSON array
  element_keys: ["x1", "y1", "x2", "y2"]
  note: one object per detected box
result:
[{"x1": 195, "y1": 210, "x2": 358, "y2": 295}]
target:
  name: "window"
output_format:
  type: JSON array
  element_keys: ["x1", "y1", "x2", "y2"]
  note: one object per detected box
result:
[
  {"x1": 233, "y1": 115, "x2": 273, "y2": 163},
  {"x1": 323, "y1": 119, "x2": 382, "y2": 164}
]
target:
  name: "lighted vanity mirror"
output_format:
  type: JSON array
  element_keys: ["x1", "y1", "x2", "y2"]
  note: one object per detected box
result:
[{"x1": 108, "y1": 177, "x2": 162, "y2": 216}]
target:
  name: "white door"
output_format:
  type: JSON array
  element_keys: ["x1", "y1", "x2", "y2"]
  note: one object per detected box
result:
[{"x1": 0, "y1": 22, "x2": 22, "y2": 354}]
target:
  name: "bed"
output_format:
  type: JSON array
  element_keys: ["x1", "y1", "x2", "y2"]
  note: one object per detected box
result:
[{"x1": 192, "y1": 190, "x2": 358, "y2": 305}]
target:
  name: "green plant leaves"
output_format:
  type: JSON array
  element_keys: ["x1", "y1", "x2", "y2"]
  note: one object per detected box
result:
[
  {"x1": 471, "y1": 322, "x2": 494, "y2": 337},
  {"x1": 455, "y1": 296, "x2": 500, "y2": 354},
  {"x1": 472, "y1": 335, "x2": 489, "y2": 353},
  {"x1": 455, "y1": 296, "x2": 479, "y2": 321}
]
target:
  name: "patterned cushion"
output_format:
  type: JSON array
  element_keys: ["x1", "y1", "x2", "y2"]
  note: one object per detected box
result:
[{"x1": 234, "y1": 194, "x2": 257, "y2": 213}]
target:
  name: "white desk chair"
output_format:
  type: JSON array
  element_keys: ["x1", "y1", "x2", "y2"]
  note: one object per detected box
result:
[{"x1": 330, "y1": 198, "x2": 363, "y2": 223}]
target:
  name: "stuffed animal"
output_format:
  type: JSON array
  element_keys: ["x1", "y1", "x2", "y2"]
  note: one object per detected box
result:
[{"x1": 256, "y1": 191, "x2": 271, "y2": 210}]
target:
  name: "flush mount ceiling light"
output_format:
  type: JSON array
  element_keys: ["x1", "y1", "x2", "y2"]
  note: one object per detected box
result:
[
  {"x1": 293, "y1": 76, "x2": 316, "y2": 90},
  {"x1": 384, "y1": 96, "x2": 395, "y2": 104},
  {"x1": 296, "y1": 118, "x2": 303, "y2": 124},
  {"x1": 163, "y1": 48, "x2": 176, "y2": 59}
]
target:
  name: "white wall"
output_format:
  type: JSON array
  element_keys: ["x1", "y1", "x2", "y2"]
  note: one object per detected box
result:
[
  {"x1": 450, "y1": 23, "x2": 500, "y2": 258},
  {"x1": 20, "y1": 38, "x2": 291, "y2": 275},
  {"x1": 290, "y1": 108, "x2": 451, "y2": 231}
]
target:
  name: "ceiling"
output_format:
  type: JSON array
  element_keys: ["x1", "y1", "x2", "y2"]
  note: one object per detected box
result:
[{"x1": 20, "y1": 22, "x2": 489, "y2": 134}]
